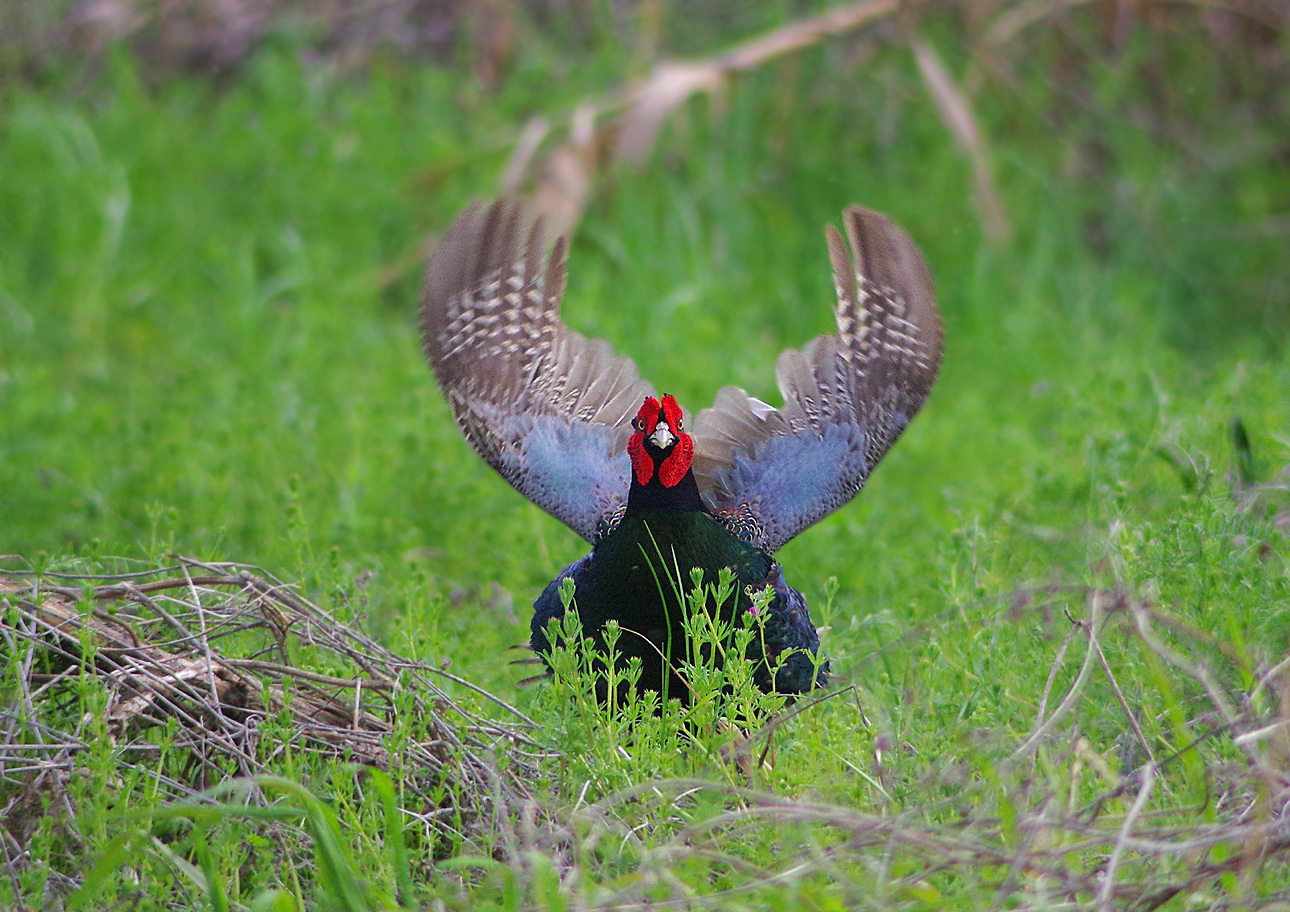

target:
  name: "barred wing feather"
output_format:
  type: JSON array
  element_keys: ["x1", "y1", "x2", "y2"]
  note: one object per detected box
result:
[
  {"x1": 420, "y1": 200, "x2": 654, "y2": 543},
  {"x1": 691, "y1": 207, "x2": 942, "y2": 554}
]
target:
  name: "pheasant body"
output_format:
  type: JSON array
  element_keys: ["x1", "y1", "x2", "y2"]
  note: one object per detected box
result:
[
  {"x1": 533, "y1": 507, "x2": 824, "y2": 699},
  {"x1": 420, "y1": 201, "x2": 942, "y2": 701}
]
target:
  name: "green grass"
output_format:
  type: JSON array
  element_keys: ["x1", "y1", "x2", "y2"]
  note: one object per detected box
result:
[{"x1": 2, "y1": 12, "x2": 1289, "y2": 909}]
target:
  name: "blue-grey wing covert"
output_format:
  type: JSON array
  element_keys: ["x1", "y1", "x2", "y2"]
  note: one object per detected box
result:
[
  {"x1": 690, "y1": 207, "x2": 942, "y2": 554},
  {"x1": 419, "y1": 201, "x2": 654, "y2": 543}
]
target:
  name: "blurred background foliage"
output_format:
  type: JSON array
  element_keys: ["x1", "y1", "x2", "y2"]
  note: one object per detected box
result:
[
  {"x1": 1, "y1": 0, "x2": 1287, "y2": 632},
  {"x1": 2, "y1": 0, "x2": 1285, "y2": 343}
]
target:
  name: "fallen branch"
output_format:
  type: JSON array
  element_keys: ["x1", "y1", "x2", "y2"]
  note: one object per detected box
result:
[{"x1": 503, "y1": 0, "x2": 1007, "y2": 243}]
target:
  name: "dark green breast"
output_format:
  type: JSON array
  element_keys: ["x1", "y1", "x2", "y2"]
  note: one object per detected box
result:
[{"x1": 563, "y1": 510, "x2": 773, "y2": 698}]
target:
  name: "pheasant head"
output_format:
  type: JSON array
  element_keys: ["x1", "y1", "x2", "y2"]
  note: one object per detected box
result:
[{"x1": 627, "y1": 395, "x2": 694, "y2": 489}]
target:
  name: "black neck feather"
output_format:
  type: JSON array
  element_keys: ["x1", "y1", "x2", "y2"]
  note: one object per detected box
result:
[{"x1": 628, "y1": 469, "x2": 706, "y2": 513}]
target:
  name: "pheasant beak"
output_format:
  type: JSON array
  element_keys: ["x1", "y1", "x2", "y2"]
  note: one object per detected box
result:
[{"x1": 648, "y1": 422, "x2": 676, "y2": 450}]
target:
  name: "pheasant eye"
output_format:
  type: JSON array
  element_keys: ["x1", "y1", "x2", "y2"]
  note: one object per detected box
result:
[
  {"x1": 660, "y1": 394, "x2": 684, "y2": 434},
  {"x1": 634, "y1": 396, "x2": 661, "y2": 435}
]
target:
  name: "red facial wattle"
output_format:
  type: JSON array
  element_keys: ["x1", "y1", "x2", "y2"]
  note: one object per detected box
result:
[
  {"x1": 628, "y1": 397, "x2": 661, "y2": 485},
  {"x1": 627, "y1": 433, "x2": 652, "y2": 485},
  {"x1": 658, "y1": 433, "x2": 693, "y2": 487},
  {"x1": 628, "y1": 394, "x2": 693, "y2": 489}
]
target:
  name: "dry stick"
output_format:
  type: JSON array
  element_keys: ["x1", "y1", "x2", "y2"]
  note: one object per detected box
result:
[
  {"x1": 500, "y1": 115, "x2": 550, "y2": 192},
  {"x1": 94, "y1": 576, "x2": 236, "y2": 598},
  {"x1": 221, "y1": 659, "x2": 392, "y2": 692},
  {"x1": 172, "y1": 555, "x2": 270, "y2": 585},
  {"x1": 1149, "y1": 608, "x2": 1252, "y2": 669},
  {"x1": 1232, "y1": 718, "x2": 1290, "y2": 750},
  {"x1": 104, "y1": 651, "x2": 232, "y2": 730},
  {"x1": 1090, "y1": 635, "x2": 1162, "y2": 774},
  {"x1": 1033, "y1": 622, "x2": 1079, "y2": 736},
  {"x1": 426, "y1": 665, "x2": 541, "y2": 729},
  {"x1": 1014, "y1": 594, "x2": 1106, "y2": 758},
  {"x1": 0, "y1": 564, "x2": 184, "y2": 580},
  {"x1": 521, "y1": 0, "x2": 1014, "y2": 242},
  {"x1": 239, "y1": 575, "x2": 411, "y2": 694},
  {"x1": 753, "y1": 685, "x2": 860, "y2": 770},
  {"x1": 510, "y1": 0, "x2": 905, "y2": 228},
  {"x1": 25, "y1": 668, "x2": 84, "y2": 703},
  {"x1": 1057, "y1": 816, "x2": 1281, "y2": 854},
  {"x1": 1127, "y1": 601, "x2": 1273, "y2": 777},
  {"x1": 718, "y1": 0, "x2": 898, "y2": 71},
  {"x1": 126, "y1": 583, "x2": 197, "y2": 641},
  {"x1": 909, "y1": 35, "x2": 1008, "y2": 241},
  {"x1": 1097, "y1": 762, "x2": 1156, "y2": 912},
  {"x1": 17, "y1": 605, "x2": 131, "y2": 668},
  {"x1": 611, "y1": 0, "x2": 904, "y2": 160},
  {"x1": 31, "y1": 577, "x2": 237, "y2": 603},
  {"x1": 985, "y1": 0, "x2": 1289, "y2": 48},
  {"x1": 0, "y1": 624, "x2": 35, "y2": 746},
  {"x1": 180, "y1": 562, "x2": 224, "y2": 714},
  {"x1": 1247, "y1": 651, "x2": 1290, "y2": 709},
  {"x1": 0, "y1": 828, "x2": 27, "y2": 901},
  {"x1": 1128, "y1": 833, "x2": 1290, "y2": 908},
  {"x1": 690, "y1": 791, "x2": 1288, "y2": 911},
  {"x1": 984, "y1": 0, "x2": 1100, "y2": 47}
]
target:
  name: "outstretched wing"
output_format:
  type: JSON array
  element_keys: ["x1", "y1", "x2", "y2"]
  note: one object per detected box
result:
[
  {"x1": 690, "y1": 206, "x2": 942, "y2": 554},
  {"x1": 420, "y1": 200, "x2": 654, "y2": 543}
]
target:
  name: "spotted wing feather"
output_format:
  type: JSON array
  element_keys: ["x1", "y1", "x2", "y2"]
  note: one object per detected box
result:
[
  {"x1": 691, "y1": 206, "x2": 942, "y2": 554},
  {"x1": 420, "y1": 200, "x2": 654, "y2": 542}
]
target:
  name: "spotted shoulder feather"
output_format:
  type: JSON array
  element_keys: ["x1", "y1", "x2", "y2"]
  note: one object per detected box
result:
[
  {"x1": 690, "y1": 206, "x2": 942, "y2": 554},
  {"x1": 420, "y1": 201, "x2": 654, "y2": 543}
]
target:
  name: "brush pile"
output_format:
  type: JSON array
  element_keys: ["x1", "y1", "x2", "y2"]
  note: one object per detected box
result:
[{"x1": 0, "y1": 557, "x2": 546, "y2": 864}]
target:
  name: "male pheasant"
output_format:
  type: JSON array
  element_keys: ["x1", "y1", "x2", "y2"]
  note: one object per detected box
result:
[{"x1": 420, "y1": 201, "x2": 941, "y2": 701}]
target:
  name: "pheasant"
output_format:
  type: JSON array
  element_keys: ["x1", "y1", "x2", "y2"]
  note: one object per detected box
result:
[{"x1": 420, "y1": 201, "x2": 941, "y2": 701}]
